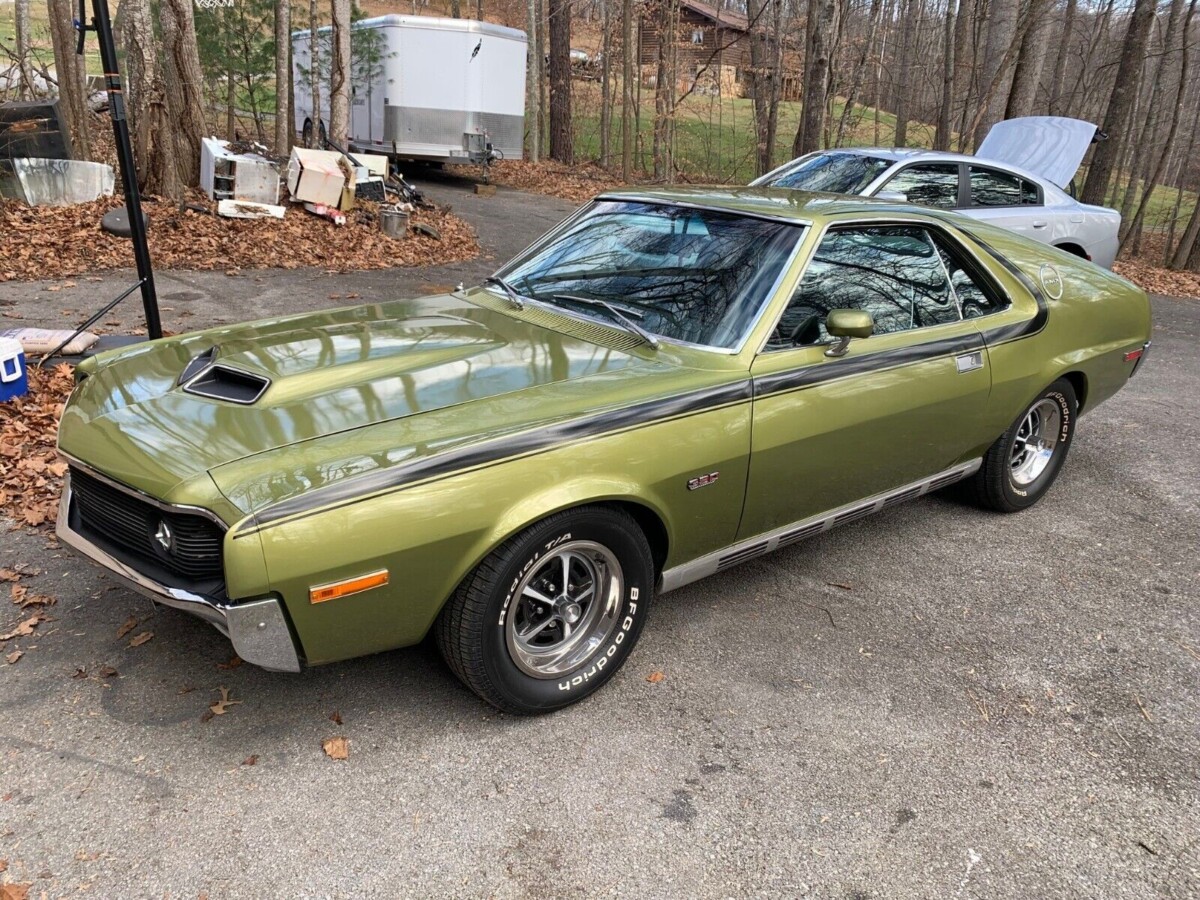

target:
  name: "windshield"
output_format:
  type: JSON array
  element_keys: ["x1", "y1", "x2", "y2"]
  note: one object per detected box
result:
[
  {"x1": 498, "y1": 201, "x2": 803, "y2": 349},
  {"x1": 758, "y1": 152, "x2": 892, "y2": 194}
]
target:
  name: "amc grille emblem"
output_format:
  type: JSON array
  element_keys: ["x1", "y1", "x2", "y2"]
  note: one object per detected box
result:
[
  {"x1": 687, "y1": 471, "x2": 719, "y2": 491},
  {"x1": 154, "y1": 520, "x2": 174, "y2": 553}
]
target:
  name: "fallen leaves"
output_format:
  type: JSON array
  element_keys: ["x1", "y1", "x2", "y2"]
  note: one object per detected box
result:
[
  {"x1": 465, "y1": 159, "x2": 624, "y2": 204},
  {"x1": 646, "y1": 670, "x2": 666, "y2": 683},
  {"x1": 0, "y1": 364, "x2": 74, "y2": 531},
  {"x1": 328, "y1": 710, "x2": 343, "y2": 726},
  {"x1": 322, "y1": 736, "x2": 350, "y2": 760},
  {"x1": 216, "y1": 655, "x2": 242, "y2": 670},
  {"x1": 241, "y1": 755, "x2": 259, "y2": 767},
  {"x1": 116, "y1": 616, "x2": 138, "y2": 639},
  {"x1": 0, "y1": 883, "x2": 31, "y2": 900},
  {"x1": 128, "y1": 631, "x2": 154, "y2": 648},
  {"x1": 5, "y1": 650, "x2": 22, "y2": 665},
  {"x1": 0, "y1": 190, "x2": 479, "y2": 284},
  {"x1": 208, "y1": 687, "x2": 242, "y2": 716},
  {"x1": 0, "y1": 613, "x2": 47, "y2": 642}
]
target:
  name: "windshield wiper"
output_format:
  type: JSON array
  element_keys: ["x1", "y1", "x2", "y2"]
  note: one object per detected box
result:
[
  {"x1": 551, "y1": 293, "x2": 660, "y2": 350},
  {"x1": 483, "y1": 275, "x2": 526, "y2": 310}
]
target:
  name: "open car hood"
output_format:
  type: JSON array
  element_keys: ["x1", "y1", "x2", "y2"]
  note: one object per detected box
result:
[{"x1": 975, "y1": 116, "x2": 1098, "y2": 189}]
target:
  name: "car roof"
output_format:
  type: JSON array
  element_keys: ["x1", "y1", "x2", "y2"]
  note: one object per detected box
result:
[{"x1": 594, "y1": 186, "x2": 924, "y2": 224}]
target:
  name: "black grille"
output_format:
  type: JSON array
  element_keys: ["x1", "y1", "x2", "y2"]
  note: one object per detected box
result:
[{"x1": 70, "y1": 467, "x2": 225, "y2": 583}]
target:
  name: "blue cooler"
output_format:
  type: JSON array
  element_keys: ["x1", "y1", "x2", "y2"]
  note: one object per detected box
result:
[{"x1": 0, "y1": 337, "x2": 28, "y2": 402}]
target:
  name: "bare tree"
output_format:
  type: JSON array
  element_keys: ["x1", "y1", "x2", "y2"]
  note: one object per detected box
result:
[
  {"x1": 795, "y1": 0, "x2": 838, "y2": 156},
  {"x1": 13, "y1": 0, "x2": 36, "y2": 100},
  {"x1": 621, "y1": 0, "x2": 634, "y2": 178},
  {"x1": 892, "y1": 0, "x2": 916, "y2": 147},
  {"x1": 159, "y1": 0, "x2": 205, "y2": 188},
  {"x1": 1080, "y1": 0, "x2": 1158, "y2": 206},
  {"x1": 1005, "y1": 0, "x2": 1053, "y2": 118},
  {"x1": 934, "y1": 0, "x2": 957, "y2": 150},
  {"x1": 1048, "y1": 0, "x2": 1077, "y2": 115},
  {"x1": 329, "y1": 0, "x2": 351, "y2": 145},
  {"x1": 46, "y1": 0, "x2": 91, "y2": 160},
  {"x1": 600, "y1": 0, "x2": 612, "y2": 166},
  {"x1": 652, "y1": 0, "x2": 679, "y2": 180},
  {"x1": 972, "y1": 0, "x2": 1020, "y2": 149},
  {"x1": 310, "y1": 0, "x2": 322, "y2": 146},
  {"x1": 548, "y1": 0, "x2": 573, "y2": 162},
  {"x1": 119, "y1": 0, "x2": 174, "y2": 194},
  {"x1": 527, "y1": 0, "x2": 541, "y2": 161},
  {"x1": 275, "y1": 0, "x2": 292, "y2": 155}
]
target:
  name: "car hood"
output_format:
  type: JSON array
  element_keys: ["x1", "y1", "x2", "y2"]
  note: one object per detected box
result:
[
  {"x1": 975, "y1": 116, "x2": 1098, "y2": 189},
  {"x1": 58, "y1": 293, "x2": 648, "y2": 503}
]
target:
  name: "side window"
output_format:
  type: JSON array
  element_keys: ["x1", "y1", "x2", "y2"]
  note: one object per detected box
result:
[
  {"x1": 933, "y1": 239, "x2": 1010, "y2": 319},
  {"x1": 969, "y1": 166, "x2": 1038, "y2": 207},
  {"x1": 880, "y1": 164, "x2": 961, "y2": 209},
  {"x1": 768, "y1": 226, "x2": 962, "y2": 350}
]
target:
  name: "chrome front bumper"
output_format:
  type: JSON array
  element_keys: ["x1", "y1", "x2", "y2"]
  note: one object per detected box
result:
[{"x1": 56, "y1": 473, "x2": 302, "y2": 672}]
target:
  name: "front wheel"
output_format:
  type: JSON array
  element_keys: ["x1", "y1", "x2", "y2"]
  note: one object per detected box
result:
[
  {"x1": 965, "y1": 378, "x2": 1078, "y2": 512},
  {"x1": 436, "y1": 506, "x2": 654, "y2": 714}
]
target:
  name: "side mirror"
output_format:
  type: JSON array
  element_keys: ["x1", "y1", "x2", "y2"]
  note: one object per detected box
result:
[
  {"x1": 875, "y1": 190, "x2": 908, "y2": 203},
  {"x1": 824, "y1": 309, "x2": 873, "y2": 358}
]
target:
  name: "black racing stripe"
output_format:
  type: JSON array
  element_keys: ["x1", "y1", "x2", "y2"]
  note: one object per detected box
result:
[
  {"x1": 755, "y1": 332, "x2": 986, "y2": 398},
  {"x1": 971, "y1": 235, "x2": 1049, "y2": 346},
  {"x1": 242, "y1": 379, "x2": 753, "y2": 532}
]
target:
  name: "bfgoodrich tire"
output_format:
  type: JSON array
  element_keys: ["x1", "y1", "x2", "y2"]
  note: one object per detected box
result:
[
  {"x1": 435, "y1": 506, "x2": 654, "y2": 714},
  {"x1": 966, "y1": 378, "x2": 1078, "y2": 512}
]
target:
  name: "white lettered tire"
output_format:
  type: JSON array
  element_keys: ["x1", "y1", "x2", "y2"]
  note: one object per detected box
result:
[{"x1": 436, "y1": 506, "x2": 654, "y2": 714}]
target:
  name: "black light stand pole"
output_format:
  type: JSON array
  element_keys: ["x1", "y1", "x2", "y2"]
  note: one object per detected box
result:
[{"x1": 76, "y1": 0, "x2": 162, "y2": 340}]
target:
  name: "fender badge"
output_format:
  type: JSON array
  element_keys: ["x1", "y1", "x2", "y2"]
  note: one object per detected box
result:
[
  {"x1": 687, "y1": 472, "x2": 719, "y2": 491},
  {"x1": 1038, "y1": 263, "x2": 1064, "y2": 300}
]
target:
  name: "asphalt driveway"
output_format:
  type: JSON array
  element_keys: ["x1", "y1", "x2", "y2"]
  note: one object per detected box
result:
[{"x1": 1, "y1": 177, "x2": 1197, "y2": 898}]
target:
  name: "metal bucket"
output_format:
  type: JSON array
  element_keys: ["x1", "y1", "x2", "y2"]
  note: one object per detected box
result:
[{"x1": 379, "y1": 209, "x2": 410, "y2": 240}]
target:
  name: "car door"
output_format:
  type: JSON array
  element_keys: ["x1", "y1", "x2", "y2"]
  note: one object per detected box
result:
[
  {"x1": 738, "y1": 222, "x2": 998, "y2": 538},
  {"x1": 873, "y1": 162, "x2": 963, "y2": 209},
  {"x1": 960, "y1": 165, "x2": 1049, "y2": 245}
]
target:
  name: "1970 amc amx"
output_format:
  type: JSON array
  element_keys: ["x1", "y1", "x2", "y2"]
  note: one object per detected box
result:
[{"x1": 57, "y1": 188, "x2": 1151, "y2": 713}]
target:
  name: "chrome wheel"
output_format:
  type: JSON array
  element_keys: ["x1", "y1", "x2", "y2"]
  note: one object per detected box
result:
[
  {"x1": 505, "y1": 541, "x2": 624, "y2": 678},
  {"x1": 1009, "y1": 398, "x2": 1062, "y2": 486}
]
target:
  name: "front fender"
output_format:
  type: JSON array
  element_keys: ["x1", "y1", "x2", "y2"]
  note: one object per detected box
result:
[{"x1": 251, "y1": 400, "x2": 750, "y2": 665}]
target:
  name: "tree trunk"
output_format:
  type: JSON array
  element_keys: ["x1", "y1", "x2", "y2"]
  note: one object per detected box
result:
[
  {"x1": 14, "y1": 0, "x2": 36, "y2": 100},
  {"x1": 160, "y1": 0, "x2": 206, "y2": 188},
  {"x1": 1048, "y1": 0, "x2": 1078, "y2": 115},
  {"x1": 329, "y1": 0, "x2": 351, "y2": 146},
  {"x1": 47, "y1": 0, "x2": 91, "y2": 161},
  {"x1": 621, "y1": 0, "x2": 633, "y2": 178},
  {"x1": 1125, "y1": 0, "x2": 1195, "y2": 256},
  {"x1": 972, "y1": 0, "x2": 1020, "y2": 150},
  {"x1": 652, "y1": 0, "x2": 679, "y2": 180},
  {"x1": 1080, "y1": 0, "x2": 1158, "y2": 207},
  {"x1": 118, "y1": 0, "x2": 163, "y2": 192},
  {"x1": 526, "y1": 0, "x2": 541, "y2": 160},
  {"x1": 548, "y1": 0, "x2": 573, "y2": 162},
  {"x1": 310, "y1": 0, "x2": 322, "y2": 144},
  {"x1": 892, "y1": 0, "x2": 915, "y2": 147},
  {"x1": 451, "y1": 0, "x2": 461, "y2": 16},
  {"x1": 1005, "y1": 0, "x2": 1054, "y2": 118},
  {"x1": 747, "y1": 0, "x2": 774, "y2": 174},
  {"x1": 794, "y1": 0, "x2": 836, "y2": 156},
  {"x1": 951, "y1": 0, "x2": 975, "y2": 151},
  {"x1": 935, "y1": 0, "x2": 957, "y2": 151},
  {"x1": 275, "y1": 0, "x2": 293, "y2": 155},
  {"x1": 600, "y1": 0, "x2": 612, "y2": 166}
]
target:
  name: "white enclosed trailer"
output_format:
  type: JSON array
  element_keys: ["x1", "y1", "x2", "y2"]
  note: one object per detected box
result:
[{"x1": 292, "y1": 15, "x2": 526, "y2": 168}]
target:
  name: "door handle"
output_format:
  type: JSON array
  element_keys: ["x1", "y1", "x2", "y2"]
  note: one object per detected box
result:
[{"x1": 1032, "y1": 221, "x2": 1048, "y2": 229}]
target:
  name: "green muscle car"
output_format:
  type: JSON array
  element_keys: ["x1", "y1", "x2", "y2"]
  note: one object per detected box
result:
[{"x1": 56, "y1": 188, "x2": 1152, "y2": 713}]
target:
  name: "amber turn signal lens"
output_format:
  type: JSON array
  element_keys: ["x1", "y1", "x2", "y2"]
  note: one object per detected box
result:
[{"x1": 309, "y1": 570, "x2": 389, "y2": 604}]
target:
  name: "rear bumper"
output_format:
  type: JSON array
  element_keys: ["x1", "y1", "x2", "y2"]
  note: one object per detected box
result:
[{"x1": 56, "y1": 473, "x2": 301, "y2": 672}]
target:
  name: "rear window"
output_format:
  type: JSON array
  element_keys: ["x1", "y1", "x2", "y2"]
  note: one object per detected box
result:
[{"x1": 759, "y1": 153, "x2": 892, "y2": 195}]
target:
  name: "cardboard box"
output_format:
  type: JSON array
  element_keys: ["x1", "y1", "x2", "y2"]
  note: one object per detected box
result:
[{"x1": 287, "y1": 147, "x2": 347, "y2": 208}]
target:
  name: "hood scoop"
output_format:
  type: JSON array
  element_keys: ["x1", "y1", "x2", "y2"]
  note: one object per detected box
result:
[{"x1": 180, "y1": 347, "x2": 270, "y2": 405}]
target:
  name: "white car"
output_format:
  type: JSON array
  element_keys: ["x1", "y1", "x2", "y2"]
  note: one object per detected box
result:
[{"x1": 753, "y1": 117, "x2": 1121, "y2": 269}]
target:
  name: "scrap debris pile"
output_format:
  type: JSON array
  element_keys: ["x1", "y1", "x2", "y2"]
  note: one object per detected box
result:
[
  {"x1": 0, "y1": 363, "x2": 73, "y2": 530},
  {"x1": 0, "y1": 104, "x2": 479, "y2": 282}
]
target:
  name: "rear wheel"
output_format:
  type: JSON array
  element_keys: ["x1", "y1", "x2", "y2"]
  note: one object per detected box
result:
[
  {"x1": 436, "y1": 506, "x2": 654, "y2": 714},
  {"x1": 964, "y1": 378, "x2": 1077, "y2": 512}
]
